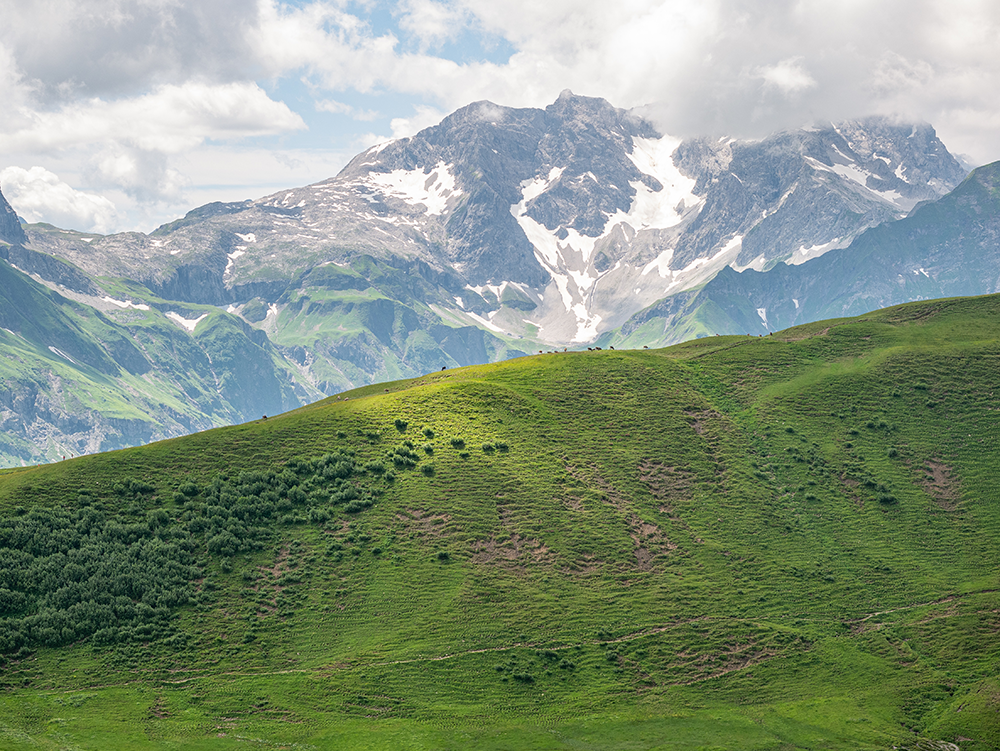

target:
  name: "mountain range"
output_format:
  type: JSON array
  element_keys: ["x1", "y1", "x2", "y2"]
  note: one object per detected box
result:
[{"x1": 0, "y1": 92, "x2": 992, "y2": 465}]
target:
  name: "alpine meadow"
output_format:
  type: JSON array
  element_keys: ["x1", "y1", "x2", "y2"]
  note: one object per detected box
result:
[{"x1": 0, "y1": 292, "x2": 998, "y2": 750}]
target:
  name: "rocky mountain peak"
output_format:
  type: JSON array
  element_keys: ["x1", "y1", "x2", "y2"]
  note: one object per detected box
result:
[{"x1": 0, "y1": 185, "x2": 27, "y2": 246}]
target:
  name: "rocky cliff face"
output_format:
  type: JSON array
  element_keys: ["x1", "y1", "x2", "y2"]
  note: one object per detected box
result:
[
  {"x1": 0, "y1": 186, "x2": 26, "y2": 245},
  {"x1": 605, "y1": 162, "x2": 1000, "y2": 347}
]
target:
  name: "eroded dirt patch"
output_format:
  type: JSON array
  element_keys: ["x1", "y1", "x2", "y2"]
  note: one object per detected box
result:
[
  {"x1": 470, "y1": 532, "x2": 553, "y2": 570},
  {"x1": 639, "y1": 460, "x2": 695, "y2": 513},
  {"x1": 628, "y1": 515, "x2": 677, "y2": 571},
  {"x1": 684, "y1": 408, "x2": 721, "y2": 436},
  {"x1": 921, "y1": 460, "x2": 961, "y2": 510},
  {"x1": 395, "y1": 508, "x2": 451, "y2": 536}
]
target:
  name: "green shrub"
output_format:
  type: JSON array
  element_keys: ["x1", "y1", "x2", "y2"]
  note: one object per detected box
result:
[
  {"x1": 178, "y1": 481, "x2": 200, "y2": 497},
  {"x1": 421, "y1": 464, "x2": 435, "y2": 476},
  {"x1": 394, "y1": 419, "x2": 408, "y2": 432},
  {"x1": 450, "y1": 437, "x2": 465, "y2": 449},
  {"x1": 482, "y1": 443, "x2": 495, "y2": 453},
  {"x1": 422, "y1": 427, "x2": 435, "y2": 438},
  {"x1": 422, "y1": 443, "x2": 434, "y2": 455}
]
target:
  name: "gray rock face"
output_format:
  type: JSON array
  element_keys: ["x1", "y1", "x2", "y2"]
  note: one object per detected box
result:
[
  {"x1": 0, "y1": 186, "x2": 26, "y2": 246},
  {"x1": 609, "y1": 161, "x2": 1000, "y2": 346}
]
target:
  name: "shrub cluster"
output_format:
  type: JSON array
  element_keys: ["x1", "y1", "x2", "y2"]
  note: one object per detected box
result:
[
  {"x1": 0, "y1": 448, "x2": 399, "y2": 656},
  {"x1": 0, "y1": 506, "x2": 198, "y2": 654}
]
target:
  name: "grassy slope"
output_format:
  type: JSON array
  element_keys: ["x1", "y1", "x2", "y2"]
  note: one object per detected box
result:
[{"x1": 1, "y1": 294, "x2": 999, "y2": 749}]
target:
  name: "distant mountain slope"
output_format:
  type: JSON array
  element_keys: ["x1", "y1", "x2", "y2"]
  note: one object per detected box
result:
[
  {"x1": 0, "y1": 254, "x2": 313, "y2": 465},
  {"x1": 606, "y1": 161, "x2": 1000, "y2": 346},
  {"x1": 1, "y1": 293, "x2": 999, "y2": 749}
]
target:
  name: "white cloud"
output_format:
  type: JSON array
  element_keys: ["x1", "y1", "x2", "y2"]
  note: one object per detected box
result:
[
  {"x1": 6, "y1": 81, "x2": 305, "y2": 154},
  {"x1": 397, "y1": 0, "x2": 466, "y2": 49},
  {"x1": 316, "y1": 98, "x2": 381, "y2": 121},
  {"x1": 0, "y1": 166, "x2": 117, "y2": 233},
  {"x1": 753, "y1": 58, "x2": 817, "y2": 96},
  {"x1": 390, "y1": 105, "x2": 447, "y2": 139}
]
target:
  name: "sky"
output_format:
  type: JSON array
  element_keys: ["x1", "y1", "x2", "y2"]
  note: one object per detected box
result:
[{"x1": 2, "y1": 0, "x2": 999, "y2": 234}]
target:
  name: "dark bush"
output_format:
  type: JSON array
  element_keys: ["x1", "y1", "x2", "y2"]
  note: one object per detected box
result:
[
  {"x1": 394, "y1": 419, "x2": 408, "y2": 432},
  {"x1": 178, "y1": 481, "x2": 200, "y2": 498},
  {"x1": 450, "y1": 438, "x2": 465, "y2": 449}
]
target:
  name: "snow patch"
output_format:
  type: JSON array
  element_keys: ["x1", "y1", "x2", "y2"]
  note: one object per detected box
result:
[
  {"x1": 623, "y1": 135, "x2": 701, "y2": 230},
  {"x1": 365, "y1": 161, "x2": 460, "y2": 215},
  {"x1": 756, "y1": 308, "x2": 769, "y2": 328},
  {"x1": 225, "y1": 248, "x2": 246, "y2": 276},
  {"x1": 166, "y1": 312, "x2": 208, "y2": 331},
  {"x1": 102, "y1": 296, "x2": 150, "y2": 311},
  {"x1": 234, "y1": 232, "x2": 256, "y2": 243},
  {"x1": 830, "y1": 160, "x2": 871, "y2": 188},
  {"x1": 465, "y1": 311, "x2": 504, "y2": 333},
  {"x1": 641, "y1": 248, "x2": 675, "y2": 277},
  {"x1": 792, "y1": 298, "x2": 800, "y2": 309},
  {"x1": 48, "y1": 346, "x2": 77, "y2": 364},
  {"x1": 788, "y1": 237, "x2": 844, "y2": 265},
  {"x1": 732, "y1": 254, "x2": 767, "y2": 272}
]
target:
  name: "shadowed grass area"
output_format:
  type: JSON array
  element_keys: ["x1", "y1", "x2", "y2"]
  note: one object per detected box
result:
[{"x1": 1, "y1": 293, "x2": 999, "y2": 749}]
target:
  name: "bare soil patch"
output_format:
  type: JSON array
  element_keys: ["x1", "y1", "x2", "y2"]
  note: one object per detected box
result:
[
  {"x1": 921, "y1": 460, "x2": 961, "y2": 510},
  {"x1": 639, "y1": 460, "x2": 695, "y2": 509},
  {"x1": 470, "y1": 532, "x2": 553, "y2": 570},
  {"x1": 395, "y1": 508, "x2": 451, "y2": 536}
]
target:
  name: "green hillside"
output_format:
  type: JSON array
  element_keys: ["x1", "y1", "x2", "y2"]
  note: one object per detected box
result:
[{"x1": 1, "y1": 293, "x2": 999, "y2": 749}]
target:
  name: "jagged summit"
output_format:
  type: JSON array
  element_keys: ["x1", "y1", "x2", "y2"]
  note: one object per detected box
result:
[{"x1": 0, "y1": 185, "x2": 27, "y2": 246}]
